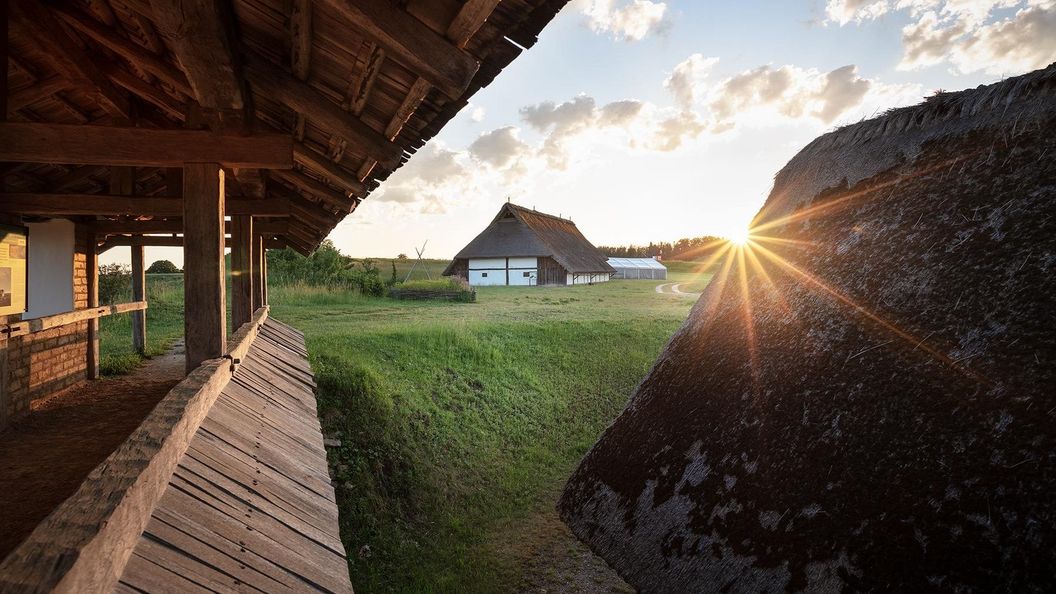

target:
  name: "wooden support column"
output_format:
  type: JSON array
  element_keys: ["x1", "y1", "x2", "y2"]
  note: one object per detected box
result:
[
  {"x1": 251, "y1": 234, "x2": 264, "y2": 311},
  {"x1": 182, "y1": 163, "x2": 226, "y2": 373},
  {"x1": 130, "y1": 246, "x2": 146, "y2": 354},
  {"x1": 86, "y1": 234, "x2": 100, "y2": 379},
  {"x1": 230, "y1": 215, "x2": 254, "y2": 328},
  {"x1": 261, "y1": 238, "x2": 269, "y2": 306}
]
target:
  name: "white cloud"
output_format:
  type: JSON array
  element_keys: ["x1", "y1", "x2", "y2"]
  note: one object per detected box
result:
[
  {"x1": 468, "y1": 126, "x2": 530, "y2": 169},
  {"x1": 827, "y1": 0, "x2": 1056, "y2": 75},
  {"x1": 575, "y1": 0, "x2": 668, "y2": 41},
  {"x1": 470, "y1": 106, "x2": 486, "y2": 122},
  {"x1": 374, "y1": 143, "x2": 475, "y2": 214},
  {"x1": 664, "y1": 54, "x2": 720, "y2": 109}
]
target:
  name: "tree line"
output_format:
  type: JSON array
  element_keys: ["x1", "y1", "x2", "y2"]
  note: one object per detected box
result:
[{"x1": 598, "y1": 235, "x2": 725, "y2": 261}]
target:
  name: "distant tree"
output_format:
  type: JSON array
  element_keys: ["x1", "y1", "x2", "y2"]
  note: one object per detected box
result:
[
  {"x1": 146, "y1": 259, "x2": 181, "y2": 274},
  {"x1": 396, "y1": 253, "x2": 409, "y2": 260},
  {"x1": 98, "y1": 263, "x2": 131, "y2": 304},
  {"x1": 600, "y1": 235, "x2": 725, "y2": 261}
]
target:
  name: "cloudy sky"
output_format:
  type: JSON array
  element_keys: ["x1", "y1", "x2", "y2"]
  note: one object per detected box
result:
[{"x1": 117, "y1": 0, "x2": 1055, "y2": 265}]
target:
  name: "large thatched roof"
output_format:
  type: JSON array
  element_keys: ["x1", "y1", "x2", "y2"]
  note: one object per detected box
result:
[
  {"x1": 445, "y1": 203, "x2": 616, "y2": 274},
  {"x1": 559, "y1": 63, "x2": 1056, "y2": 592}
]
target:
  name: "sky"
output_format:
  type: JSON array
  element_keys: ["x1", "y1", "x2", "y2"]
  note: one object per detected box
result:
[{"x1": 111, "y1": 0, "x2": 1056, "y2": 266}]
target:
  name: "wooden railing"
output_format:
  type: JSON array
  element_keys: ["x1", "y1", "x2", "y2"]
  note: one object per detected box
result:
[
  {"x1": 0, "y1": 306, "x2": 269, "y2": 593},
  {"x1": 0, "y1": 301, "x2": 147, "y2": 338}
]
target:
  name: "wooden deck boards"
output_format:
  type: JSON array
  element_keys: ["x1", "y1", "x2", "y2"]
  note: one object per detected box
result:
[{"x1": 116, "y1": 319, "x2": 352, "y2": 593}]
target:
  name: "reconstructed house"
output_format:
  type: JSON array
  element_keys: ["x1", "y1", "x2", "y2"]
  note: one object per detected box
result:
[
  {"x1": 444, "y1": 202, "x2": 615, "y2": 286},
  {"x1": 0, "y1": 1, "x2": 569, "y2": 591},
  {"x1": 560, "y1": 64, "x2": 1056, "y2": 592}
]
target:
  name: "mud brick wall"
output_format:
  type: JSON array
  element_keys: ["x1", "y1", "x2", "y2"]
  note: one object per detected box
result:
[{"x1": 0, "y1": 225, "x2": 89, "y2": 429}]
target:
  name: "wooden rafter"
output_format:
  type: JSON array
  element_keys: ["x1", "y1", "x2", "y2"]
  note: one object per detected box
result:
[
  {"x1": 271, "y1": 168, "x2": 351, "y2": 211},
  {"x1": 244, "y1": 52, "x2": 403, "y2": 168},
  {"x1": 149, "y1": 0, "x2": 245, "y2": 111},
  {"x1": 11, "y1": 0, "x2": 131, "y2": 120},
  {"x1": 317, "y1": 0, "x2": 479, "y2": 99},
  {"x1": 52, "y1": 4, "x2": 193, "y2": 96},
  {"x1": 345, "y1": 42, "x2": 385, "y2": 117},
  {"x1": 447, "y1": 0, "x2": 502, "y2": 48}
]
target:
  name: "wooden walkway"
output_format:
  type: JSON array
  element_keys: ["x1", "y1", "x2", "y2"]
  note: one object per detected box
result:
[{"x1": 115, "y1": 320, "x2": 351, "y2": 593}]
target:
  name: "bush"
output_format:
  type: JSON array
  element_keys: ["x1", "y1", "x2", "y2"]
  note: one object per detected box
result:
[
  {"x1": 267, "y1": 241, "x2": 384, "y2": 296},
  {"x1": 98, "y1": 263, "x2": 131, "y2": 305},
  {"x1": 146, "y1": 260, "x2": 181, "y2": 274}
]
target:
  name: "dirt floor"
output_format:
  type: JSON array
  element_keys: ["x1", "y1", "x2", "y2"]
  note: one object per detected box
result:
[
  {"x1": 0, "y1": 342, "x2": 185, "y2": 559},
  {"x1": 496, "y1": 493, "x2": 633, "y2": 594}
]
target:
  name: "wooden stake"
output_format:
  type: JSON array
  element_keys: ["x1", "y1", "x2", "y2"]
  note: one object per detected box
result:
[
  {"x1": 131, "y1": 245, "x2": 146, "y2": 355},
  {"x1": 182, "y1": 163, "x2": 226, "y2": 372}
]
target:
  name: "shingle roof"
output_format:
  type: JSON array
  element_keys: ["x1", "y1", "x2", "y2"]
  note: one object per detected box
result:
[{"x1": 446, "y1": 203, "x2": 615, "y2": 274}]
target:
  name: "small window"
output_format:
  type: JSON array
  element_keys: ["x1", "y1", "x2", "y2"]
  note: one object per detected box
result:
[
  {"x1": 523, "y1": 271, "x2": 531, "y2": 277},
  {"x1": 481, "y1": 272, "x2": 488, "y2": 278}
]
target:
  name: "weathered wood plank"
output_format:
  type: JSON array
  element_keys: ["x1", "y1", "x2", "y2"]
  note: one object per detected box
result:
[
  {"x1": 183, "y1": 163, "x2": 227, "y2": 373},
  {"x1": 0, "y1": 123, "x2": 294, "y2": 168}
]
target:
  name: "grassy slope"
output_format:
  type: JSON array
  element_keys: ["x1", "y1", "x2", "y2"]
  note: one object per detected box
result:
[{"x1": 269, "y1": 280, "x2": 705, "y2": 592}]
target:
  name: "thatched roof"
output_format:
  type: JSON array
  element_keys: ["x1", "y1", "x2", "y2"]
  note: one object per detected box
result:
[
  {"x1": 2, "y1": 0, "x2": 571, "y2": 254},
  {"x1": 559, "y1": 63, "x2": 1056, "y2": 592},
  {"x1": 445, "y1": 203, "x2": 616, "y2": 274}
]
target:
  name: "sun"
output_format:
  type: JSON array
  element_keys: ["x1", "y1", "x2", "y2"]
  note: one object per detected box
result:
[{"x1": 725, "y1": 226, "x2": 752, "y2": 246}]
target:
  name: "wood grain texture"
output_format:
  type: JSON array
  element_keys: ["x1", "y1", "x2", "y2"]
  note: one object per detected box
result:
[
  {"x1": 230, "y1": 216, "x2": 254, "y2": 329},
  {"x1": 182, "y1": 163, "x2": 226, "y2": 373},
  {"x1": 0, "y1": 123, "x2": 293, "y2": 169},
  {"x1": 317, "y1": 0, "x2": 479, "y2": 98}
]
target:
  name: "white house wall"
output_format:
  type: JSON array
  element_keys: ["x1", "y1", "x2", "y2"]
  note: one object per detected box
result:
[
  {"x1": 468, "y1": 257, "x2": 538, "y2": 286},
  {"x1": 567, "y1": 272, "x2": 612, "y2": 285},
  {"x1": 24, "y1": 219, "x2": 75, "y2": 319}
]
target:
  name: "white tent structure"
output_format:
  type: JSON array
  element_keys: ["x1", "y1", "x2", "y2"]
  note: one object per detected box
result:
[{"x1": 607, "y1": 257, "x2": 667, "y2": 280}]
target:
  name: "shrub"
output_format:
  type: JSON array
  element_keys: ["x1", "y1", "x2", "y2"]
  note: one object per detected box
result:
[
  {"x1": 146, "y1": 259, "x2": 181, "y2": 274},
  {"x1": 267, "y1": 241, "x2": 384, "y2": 296},
  {"x1": 98, "y1": 263, "x2": 131, "y2": 304}
]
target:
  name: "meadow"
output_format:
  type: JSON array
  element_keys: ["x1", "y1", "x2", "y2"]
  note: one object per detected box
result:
[{"x1": 97, "y1": 258, "x2": 712, "y2": 592}]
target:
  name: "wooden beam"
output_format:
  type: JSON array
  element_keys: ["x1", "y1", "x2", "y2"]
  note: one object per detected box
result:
[
  {"x1": 0, "y1": 122, "x2": 293, "y2": 168},
  {"x1": 10, "y1": 0, "x2": 131, "y2": 120},
  {"x1": 244, "y1": 54, "x2": 403, "y2": 169},
  {"x1": 149, "y1": 0, "x2": 244, "y2": 110},
  {"x1": 0, "y1": 193, "x2": 291, "y2": 216},
  {"x1": 182, "y1": 163, "x2": 226, "y2": 372},
  {"x1": 447, "y1": 0, "x2": 502, "y2": 48},
  {"x1": 230, "y1": 215, "x2": 253, "y2": 327},
  {"x1": 316, "y1": 0, "x2": 479, "y2": 99},
  {"x1": 52, "y1": 4, "x2": 193, "y2": 96},
  {"x1": 293, "y1": 142, "x2": 367, "y2": 195},
  {"x1": 357, "y1": 76, "x2": 431, "y2": 180},
  {"x1": 252, "y1": 234, "x2": 265, "y2": 308},
  {"x1": 97, "y1": 235, "x2": 238, "y2": 251},
  {"x1": 91, "y1": 218, "x2": 288, "y2": 235}
]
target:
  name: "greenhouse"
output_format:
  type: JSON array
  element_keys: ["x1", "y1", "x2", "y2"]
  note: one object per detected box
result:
[{"x1": 607, "y1": 257, "x2": 668, "y2": 280}]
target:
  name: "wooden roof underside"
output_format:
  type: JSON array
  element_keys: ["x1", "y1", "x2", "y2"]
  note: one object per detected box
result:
[{"x1": 2, "y1": 0, "x2": 570, "y2": 254}]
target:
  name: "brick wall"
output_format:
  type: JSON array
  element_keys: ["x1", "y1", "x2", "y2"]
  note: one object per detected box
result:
[{"x1": 0, "y1": 224, "x2": 89, "y2": 429}]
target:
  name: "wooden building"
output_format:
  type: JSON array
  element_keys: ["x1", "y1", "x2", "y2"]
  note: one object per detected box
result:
[
  {"x1": 0, "y1": 0, "x2": 569, "y2": 591},
  {"x1": 444, "y1": 202, "x2": 615, "y2": 286}
]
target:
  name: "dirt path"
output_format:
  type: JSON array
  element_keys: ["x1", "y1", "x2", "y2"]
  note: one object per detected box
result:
[
  {"x1": 0, "y1": 342, "x2": 185, "y2": 558},
  {"x1": 655, "y1": 282, "x2": 700, "y2": 296}
]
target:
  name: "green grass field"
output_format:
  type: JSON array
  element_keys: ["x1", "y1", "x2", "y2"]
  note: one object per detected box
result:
[{"x1": 97, "y1": 259, "x2": 714, "y2": 592}]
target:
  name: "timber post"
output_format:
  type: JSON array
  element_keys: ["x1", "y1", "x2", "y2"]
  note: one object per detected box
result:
[
  {"x1": 130, "y1": 245, "x2": 146, "y2": 355},
  {"x1": 86, "y1": 232, "x2": 99, "y2": 379},
  {"x1": 230, "y1": 215, "x2": 254, "y2": 327},
  {"x1": 182, "y1": 163, "x2": 226, "y2": 373}
]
